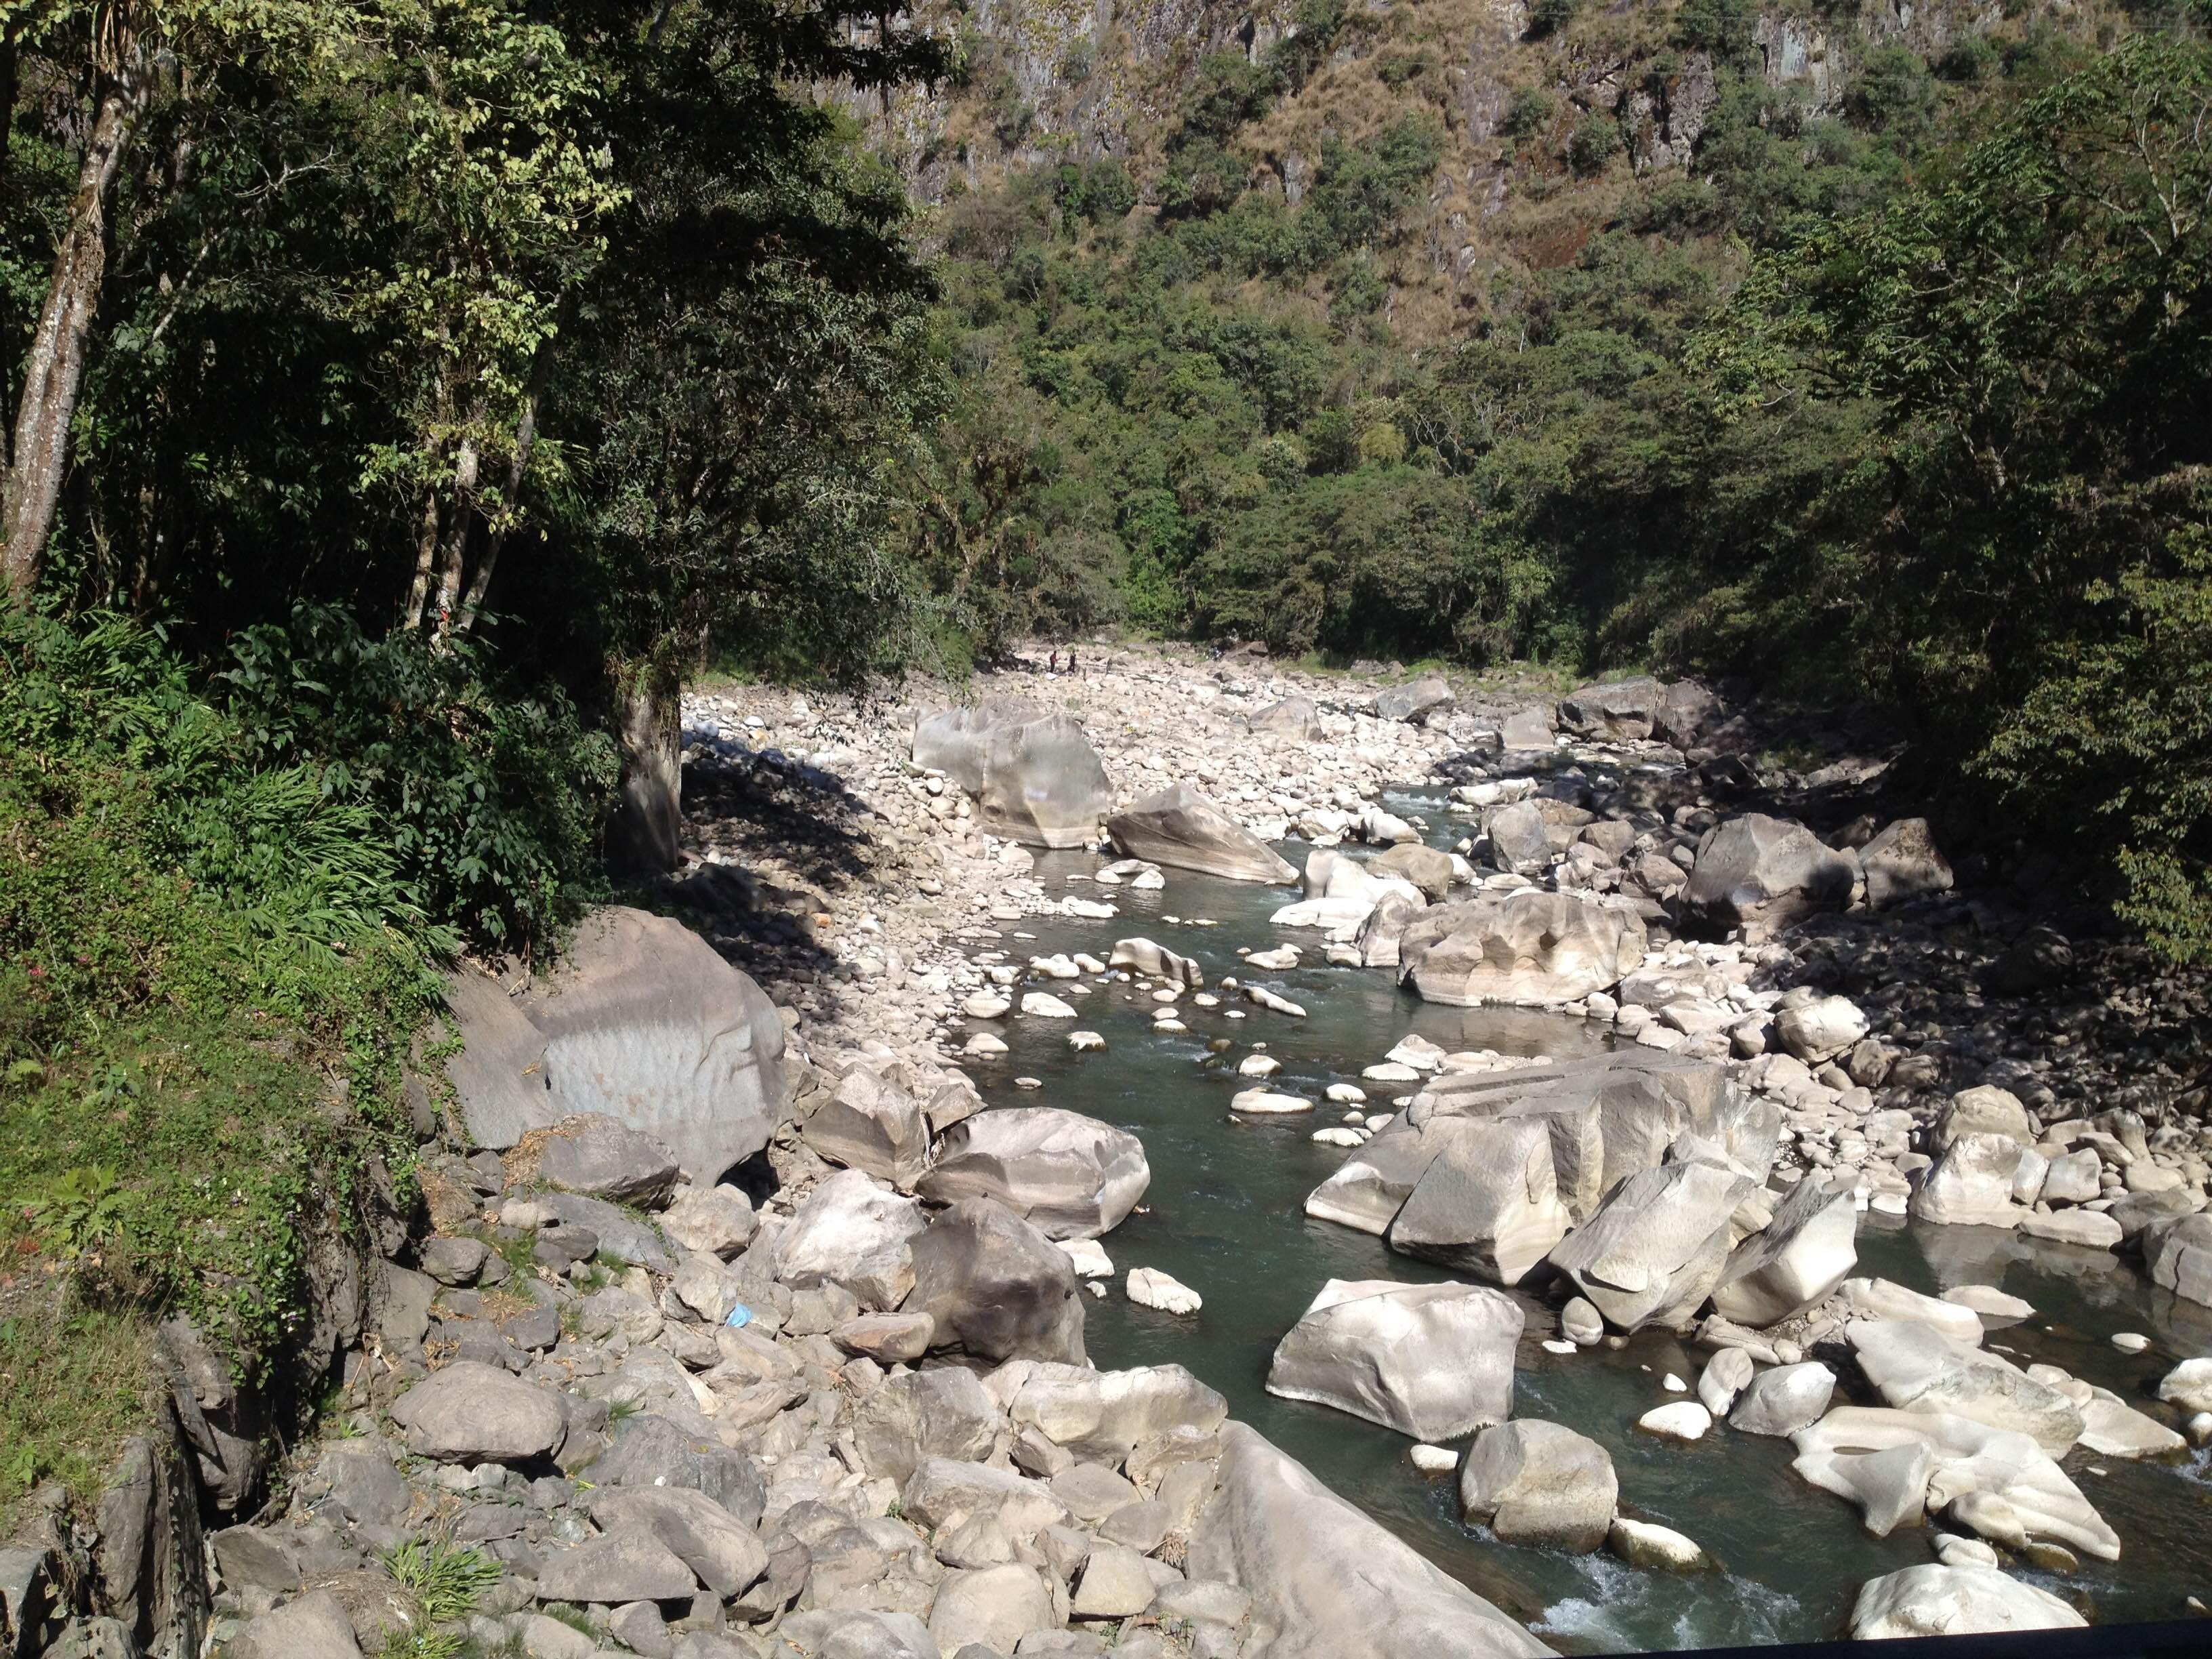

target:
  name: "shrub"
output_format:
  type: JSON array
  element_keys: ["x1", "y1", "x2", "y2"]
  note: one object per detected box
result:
[{"x1": 1566, "y1": 110, "x2": 1623, "y2": 176}]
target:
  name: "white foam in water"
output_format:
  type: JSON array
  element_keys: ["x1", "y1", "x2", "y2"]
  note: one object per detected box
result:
[{"x1": 1536, "y1": 1556, "x2": 1804, "y2": 1655}]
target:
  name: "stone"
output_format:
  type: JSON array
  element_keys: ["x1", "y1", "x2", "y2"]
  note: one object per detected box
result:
[
  {"x1": 1385, "y1": 1115, "x2": 1572, "y2": 1286},
  {"x1": 1860, "y1": 819, "x2": 1954, "y2": 910},
  {"x1": 1107, "y1": 783, "x2": 1298, "y2": 884},
  {"x1": 802, "y1": 1067, "x2": 930, "y2": 1189},
  {"x1": 516, "y1": 1113, "x2": 680, "y2": 1207},
  {"x1": 1849, "y1": 1565, "x2": 2085, "y2": 1638},
  {"x1": 1910, "y1": 1134, "x2": 2026, "y2": 1229},
  {"x1": 2077, "y1": 1385, "x2": 2186, "y2": 1458},
  {"x1": 1679, "y1": 814, "x2": 1854, "y2": 942},
  {"x1": 1729, "y1": 1363, "x2": 1836, "y2": 1437},
  {"x1": 1637, "y1": 1402, "x2": 1711, "y2": 1441},
  {"x1": 660, "y1": 1185, "x2": 757, "y2": 1258},
  {"x1": 1652, "y1": 680, "x2": 1721, "y2": 747},
  {"x1": 1557, "y1": 678, "x2": 1665, "y2": 741},
  {"x1": 776, "y1": 1169, "x2": 928, "y2": 1311},
  {"x1": 851, "y1": 1368, "x2": 1004, "y2": 1483},
  {"x1": 1546, "y1": 1159, "x2": 1753, "y2": 1334},
  {"x1": 1126, "y1": 1267, "x2": 1202, "y2": 1314},
  {"x1": 917, "y1": 1108, "x2": 1150, "y2": 1240},
  {"x1": 1108, "y1": 937, "x2": 1203, "y2": 988},
  {"x1": 1484, "y1": 802, "x2": 1552, "y2": 877},
  {"x1": 443, "y1": 907, "x2": 787, "y2": 1185},
  {"x1": 586, "y1": 1487, "x2": 769, "y2": 1596},
  {"x1": 2040, "y1": 1149, "x2": 2103, "y2": 1205},
  {"x1": 2159, "y1": 1357, "x2": 2212, "y2": 1413},
  {"x1": 1561, "y1": 1298, "x2": 1603, "y2": 1345},
  {"x1": 1838, "y1": 1278, "x2": 1985, "y2": 1345},
  {"x1": 1774, "y1": 997, "x2": 1868, "y2": 1065},
  {"x1": 1847, "y1": 1321, "x2": 2085, "y2": 1454},
  {"x1": 930, "y1": 1563, "x2": 1055, "y2": 1653},
  {"x1": 1710, "y1": 1176, "x2": 1858, "y2": 1326},
  {"x1": 1500, "y1": 707, "x2": 1555, "y2": 750},
  {"x1": 833, "y1": 1312, "x2": 936, "y2": 1364},
  {"x1": 1229, "y1": 1090, "x2": 1311, "y2": 1115},
  {"x1": 227, "y1": 1591, "x2": 364, "y2": 1659},
  {"x1": 1397, "y1": 891, "x2": 1647, "y2": 1006},
  {"x1": 1249, "y1": 697, "x2": 1324, "y2": 740},
  {"x1": 1376, "y1": 676, "x2": 1454, "y2": 723},
  {"x1": 592, "y1": 1417, "x2": 765, "y2": 1526},
  {"x1": 1936, "y1": 1087, "x2": 2036, "y2": 1151},
  {"x1": 1186, "y1": 1423, "x2": 1549, "y2": 1659},
  {"x1": 533, "y1": 1528, "x2": 699, "y2": 1604},
  {"x1": 1265, "y1": 1279, "x2": 1520, "y2": 1441},
  {"x1": 419, "y1": 1235, "x2": 491, "y2": 1286},
  {"x1": 905, "y1": 1197, "x2": 1086, "y2": 1365},
  {"x1": 213, "y1": 1525, "x2": 301, "y2": 1595},
  {"x1": 775, "y1": 1610, "x2": 939, "y2": 1658},
  {"x1": 1696, "y1": 1349, "x2": 1754, "y2": 1416},
  {"x1": 390, "y1": 1362, "x2": 567, "y2": 1465},
  {"x1": 1458, "y1": 1420, "x2": 1616, "y2": 1553},
  {"x1": 1372, "y1": 842, "x2": 1456, "y2": 902},
  {"x1": 2020, "y1": 1209, "x2": 2123, "y2": 1249},
  {"x1": 913, "y1": 697, "x2": 1114, "y2": 848},
  {"x1": 1009, "y1": 1364, "x2": 1226, "y2": 1463},
  {"x1": 1942, "y1": 1284, "x2": 2034, "y2": 1322},
  {"x1": 1605, "y1": 1517, "x2": 1708, "y2": 1571},
  {"x1": 2144, "y1": 1212, "x2": 2212, "y2": 1305},
  {"x1": 903, "y1": 1458, "x2": 1071, "y2": 1542}
]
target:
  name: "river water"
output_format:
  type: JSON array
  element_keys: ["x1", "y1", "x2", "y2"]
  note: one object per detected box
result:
[{"x1": 954, "y1": 791, "x2": 2212, "y2": 1652}]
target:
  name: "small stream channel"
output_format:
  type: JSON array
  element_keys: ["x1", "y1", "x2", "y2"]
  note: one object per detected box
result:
[{"x1": 955, "y1": 790, "x2": 2212, "y2": 1652}]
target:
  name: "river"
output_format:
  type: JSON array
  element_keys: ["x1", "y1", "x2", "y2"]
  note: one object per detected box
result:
[{"x1": 952, "y1": 790, "x2": 2212, "y2": 1651}]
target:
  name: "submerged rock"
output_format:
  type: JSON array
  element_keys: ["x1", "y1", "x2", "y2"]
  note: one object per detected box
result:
[
  {"x1": 1458, "y1": 1420, "x2": 1616, "y2": 1553},
  {"x1": 1849, "y1": 1563, "x2": 2085, "y2": 1638}
]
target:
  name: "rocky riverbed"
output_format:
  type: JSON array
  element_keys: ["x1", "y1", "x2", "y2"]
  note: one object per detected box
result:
[{"x1": 74, "y1": 645, "x2": 2212, "y2": 1659}]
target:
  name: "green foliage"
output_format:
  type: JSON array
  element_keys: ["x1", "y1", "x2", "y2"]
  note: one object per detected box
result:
[
  {"x1": 1500, "y1": 87, "x2": 1557, "y2": 139},
  {"x1": 0, "y1": 1297, "x2": 154, "y2": 1534},
  {"x1": 383, "y1": 1536, "x2": 506, "y2": 1622},
  {"x1": 1566, "y1": 110, "x2": 1624, "y2": 175}
]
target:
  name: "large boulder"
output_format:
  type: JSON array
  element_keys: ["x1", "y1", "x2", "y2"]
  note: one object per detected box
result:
[
  {"x1": 1385, "y1": 1115, "x2": 1573, "y2": 1286},
  {"x1": 904, "y1": 1197, "x2": 1086, "y2": 1365},
  {"x1": 800, "y1": 1066, "x2": 930, "y2": 1189},
  {"x1": 915, "y1": 1107, "x2": 1149, "y2": 1240},
  {"x1": 1188, "y1": 1423, "x2": 1551, "y2": 1659},
  {"x1": 389, "y1": 1361, "x2": 567, "y2": 1466},
  {"x1": 1303, "y1": 1120, "x2": 1446, "y2": 1233},
  {"x1": 1850, "y1": 1565, "x2": 2085, "y2": 1639},
  {"x1": 1910, "y1": 1133, "x2": 2026, "y2": 1229},
  {"x1": 512, "y1": 1113, "x2": 679, "y2": 1206},
  {"x1": 1107, "y1": 783, "x2": 1298, "y2": 883},
  {"x1": 1250, "y1": 697, "x2": 1324, "y2": 740},
  {"x1": 1266, "y1": 1279, "x2": 1520, "y2": 1440},
  {"x1": 1397, "y1": 891, "x2": 1647, "y2": 1006},
  {"x1": 1353, "y1": 887, "x2": 1429, "y2": 968},
  {"x1": 912, "y1": 696, "x2": 1114, "y2": 848},
  {"x1": 1793, "y1": 1407, "x2": 2117, "y2": 1559},
  {"x1": 1678, "y1": 815, "x2": 1854, "y2": 942},
  {"x1": 1846, "y1": 1322, "x2": 2086, "y2": 1454},
  {"x1": 775, "y1": 1168, "x2": 928, "y2": 1311},
  {"x1": 1860, "y1": 818, "x2": 1954, "y2": 910},
  {"x1": 1500, "y1": 707, "x2": 1555, "y2": 750},
  {"x1": 444, "y1": 906, "x2": 787, "y2": 1184},
  {"x1": 1009, "y1": 1363, "x2": 1228, "y2": 1463},
  {"x1": 1545, "y1": 1158, "x2": 1754, "y2": 1333},
  {"x1": 1485, "y1": 801, "x2": 1553, "y2": 876},
  {"x1": 583, "y1": 1486, "x2": 769, "y2": 1596},
  {"x1": 1109, "y1": 937, "x2": 1203, "y2": 988},
  {"x1": 848, "y1": 1368, "x2": 1003, "y2": 1483},
  {"x1": 1556, "y1": 678, "x2": 1665, "y2": 742},
  {"x1": 1458, "y1": 1420, "x2": 1617, "y2": 1553},
  {"x1": 1651, "y1": 681, "x2": 1721, "y2": 749},
  {"x1": 2144, "y1": 1212, "x2": 2212, "y2": 1305},
  {"x1": 1730, "y1": 1362, "x2": 1836, "y2": 1437},
  {"x1": 1375, "y1": 677, "x2": 1455, "y2": 724},
  {"x1": 1709, "y1": 1176, "x2": 1858, "y2": 1326},
  {"x1": 1372, "y1": 842, "x2": 1458, "y2": 902},
  {"x1": 228, "y1": 1592, "x2": 363, "y2": 1659}
]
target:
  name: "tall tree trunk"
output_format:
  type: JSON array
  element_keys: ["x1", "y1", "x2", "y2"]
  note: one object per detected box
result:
[
  {"x1": 401, "y1": 478, "x2": 441, "y2": 630},
  {"x1": 609, "y1": 659, "x2": 683, "y2": 874},
  {"x1": 2, "y1": 87, "x2": 136, "y2": 605},
  {"x1": 455, "y1": 393, "x2": 537, "y2": 637},
  {"x1": 429, "y1": 434, "x2": 478, "y2": 646}
]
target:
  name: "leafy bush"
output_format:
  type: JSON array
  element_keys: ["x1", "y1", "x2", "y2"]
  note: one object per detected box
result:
[
  {"x1": 1500, "y1": 87, "x2": 1557, "y2": 139},
  {"x1": 1566, "y1": 111, "x2": 1623, "y2": 176}
]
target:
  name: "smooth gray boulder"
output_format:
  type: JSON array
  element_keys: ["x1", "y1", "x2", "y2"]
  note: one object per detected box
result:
[
  {"x1": 1458, "y1": 1420, "x2": 1617, "y2": 1553},
  {"x1": 1652, "y1": 681, "x2": 1721, "y2": 748},
  {"x1": 1730, "y1": 1362, "x2": 1836, "y2": 1437},
  {"x1": 801, "y1": 1066, "x2": 931, "y2": 1189},
  {"x1": 1397, "y1": 890, "x2": 1647, "y2": 1006},
  {"x1": 1500, "y1": 707, "x2": 1555, "y2": 750},
  {"x1": 1860, "y1": 818, "x2": 1954, "y2": 910},
  {"x1": 533, "y1": 1529, "x2": 699, "y2": 1603},
  {"x1": 775, "y1": 1168, "x2": 928, "y2": 1311},
  {"x1": 1846, "y1": 1322, "x2": 2086, "y2": 1454},
  {"x1": 2145, "y1": 1212, "x2": 2212, "y2": 1305},
  {"x1": 390, "y1": 1361, "x2": 567, "y2": 1465},
  {"x1": 1187, "y1": 1423, "x2": 1551, "y2": 1659},
  {"x1": 1266, "y1": 1279, "x2": 1520, "y2": 1441},
  {"x1": 774, "y1": 1610, "x2": 940, "y2": 1658},
  {"x1": 1485, "y1": 801, "x2": 1553, "y2": 876},
  {"x1": 916, "y1": 1107, "x2": 1150, "y2": 1240},
  {"x1": 1107, "y1": 783, "x2": 1297, "y2": 883},
  {"x1": 1375, "y1": 677, "x2": 1455, "y2": 724},
  {"x1": 912, "y1": 697, "x2": 1114, "y2": 848},
  {"x1": 1710, "y1": 1176, "x2": 1858, "y2": 1326},
  {"x1": 1249, "y1": 697, "x2": 1323, "y2": 739},
  {"x1": 1679, "y1": 814, "x2": 1854, "y2": 942},
  {"x1": 1353, "y1": 886, "x2": 1428, "y2": 968},
  {"x1": 850, "y1": 1368, "x2": 1004, "y2": 1483},
  {"x1": 1934, "y1": 1087, "x2": 2035, "y2": 1151},
  {"x1": 1008, "y1": 1364, "x2": 1227, "y2": 1464},
  {"x1": 444, "y1": 906, "x2": 787, "y2": 1185},
  {"x1": 1545, "y1": 1159, "x2": 1754, "y2": 1333},
  {"x1": 905, "y1": 1197, "x2": 1086, "y2": 1365},
  {"x1": 516, "y1": 1113, "x2": 680, "y2": 1206},
  {"x1": 592, "y1": 1416, "x2": 766, "y2": 1526},
  {"x1": 1109, "y1": 937, "x2": 1203, "y2": 988},
  {"x1": 1849, "y1": 1565, "x2": 2084, "y2": 1638},
  {"x1": 660, "y1": 1183, "x2": 757, "y2": 1258},
  {"x1": 1303, "y1": 1120, "x2": 1439, "y2": 1233},
  {"x1": 227, "y1": 1590, "x2": 363, "y2": 1659},
  {"x1": 928, "y1": 1563, "x2": 1053, "y2": 1654},
  {"x1": 1385, "y1": 1115, "x2": 1572, "y2": 1286},
  {"x1": 1910, "y1": 1133, "x2": 2026, "y2": 1229},
  {"x1": 585, "y1": 1487, "x2": 769, "y2": 1596},
  {"x1": 537, "y1": 1189, "x2": 676, "y2": 1271},
  {"x1": 1372, "y1": 841, "x2": 1457, "y2": 902},
  {"x1": 1557, "y1": 678, "x2": 1664, "y2": 742}
]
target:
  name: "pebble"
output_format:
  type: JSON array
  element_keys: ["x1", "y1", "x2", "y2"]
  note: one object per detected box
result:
[
  {"x1": 1409, "y1": 1445, "x2": 1458, "y2": 1474},
  {"x1": 1542, "y1": 1339, "x2": 1578, "y2": 1356},
  {"x1": 1068, "y1": 1030, "x2": 1105, "y2": 1051},
  {"x1": 1637, "y1": 1402, "x2": 1713, "y2": 1441}
]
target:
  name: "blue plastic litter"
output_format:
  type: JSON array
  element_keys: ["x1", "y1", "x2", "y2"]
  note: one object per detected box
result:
[{"x1": 724, "y1": 1303, "x2": 753, "y2": 1329}]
